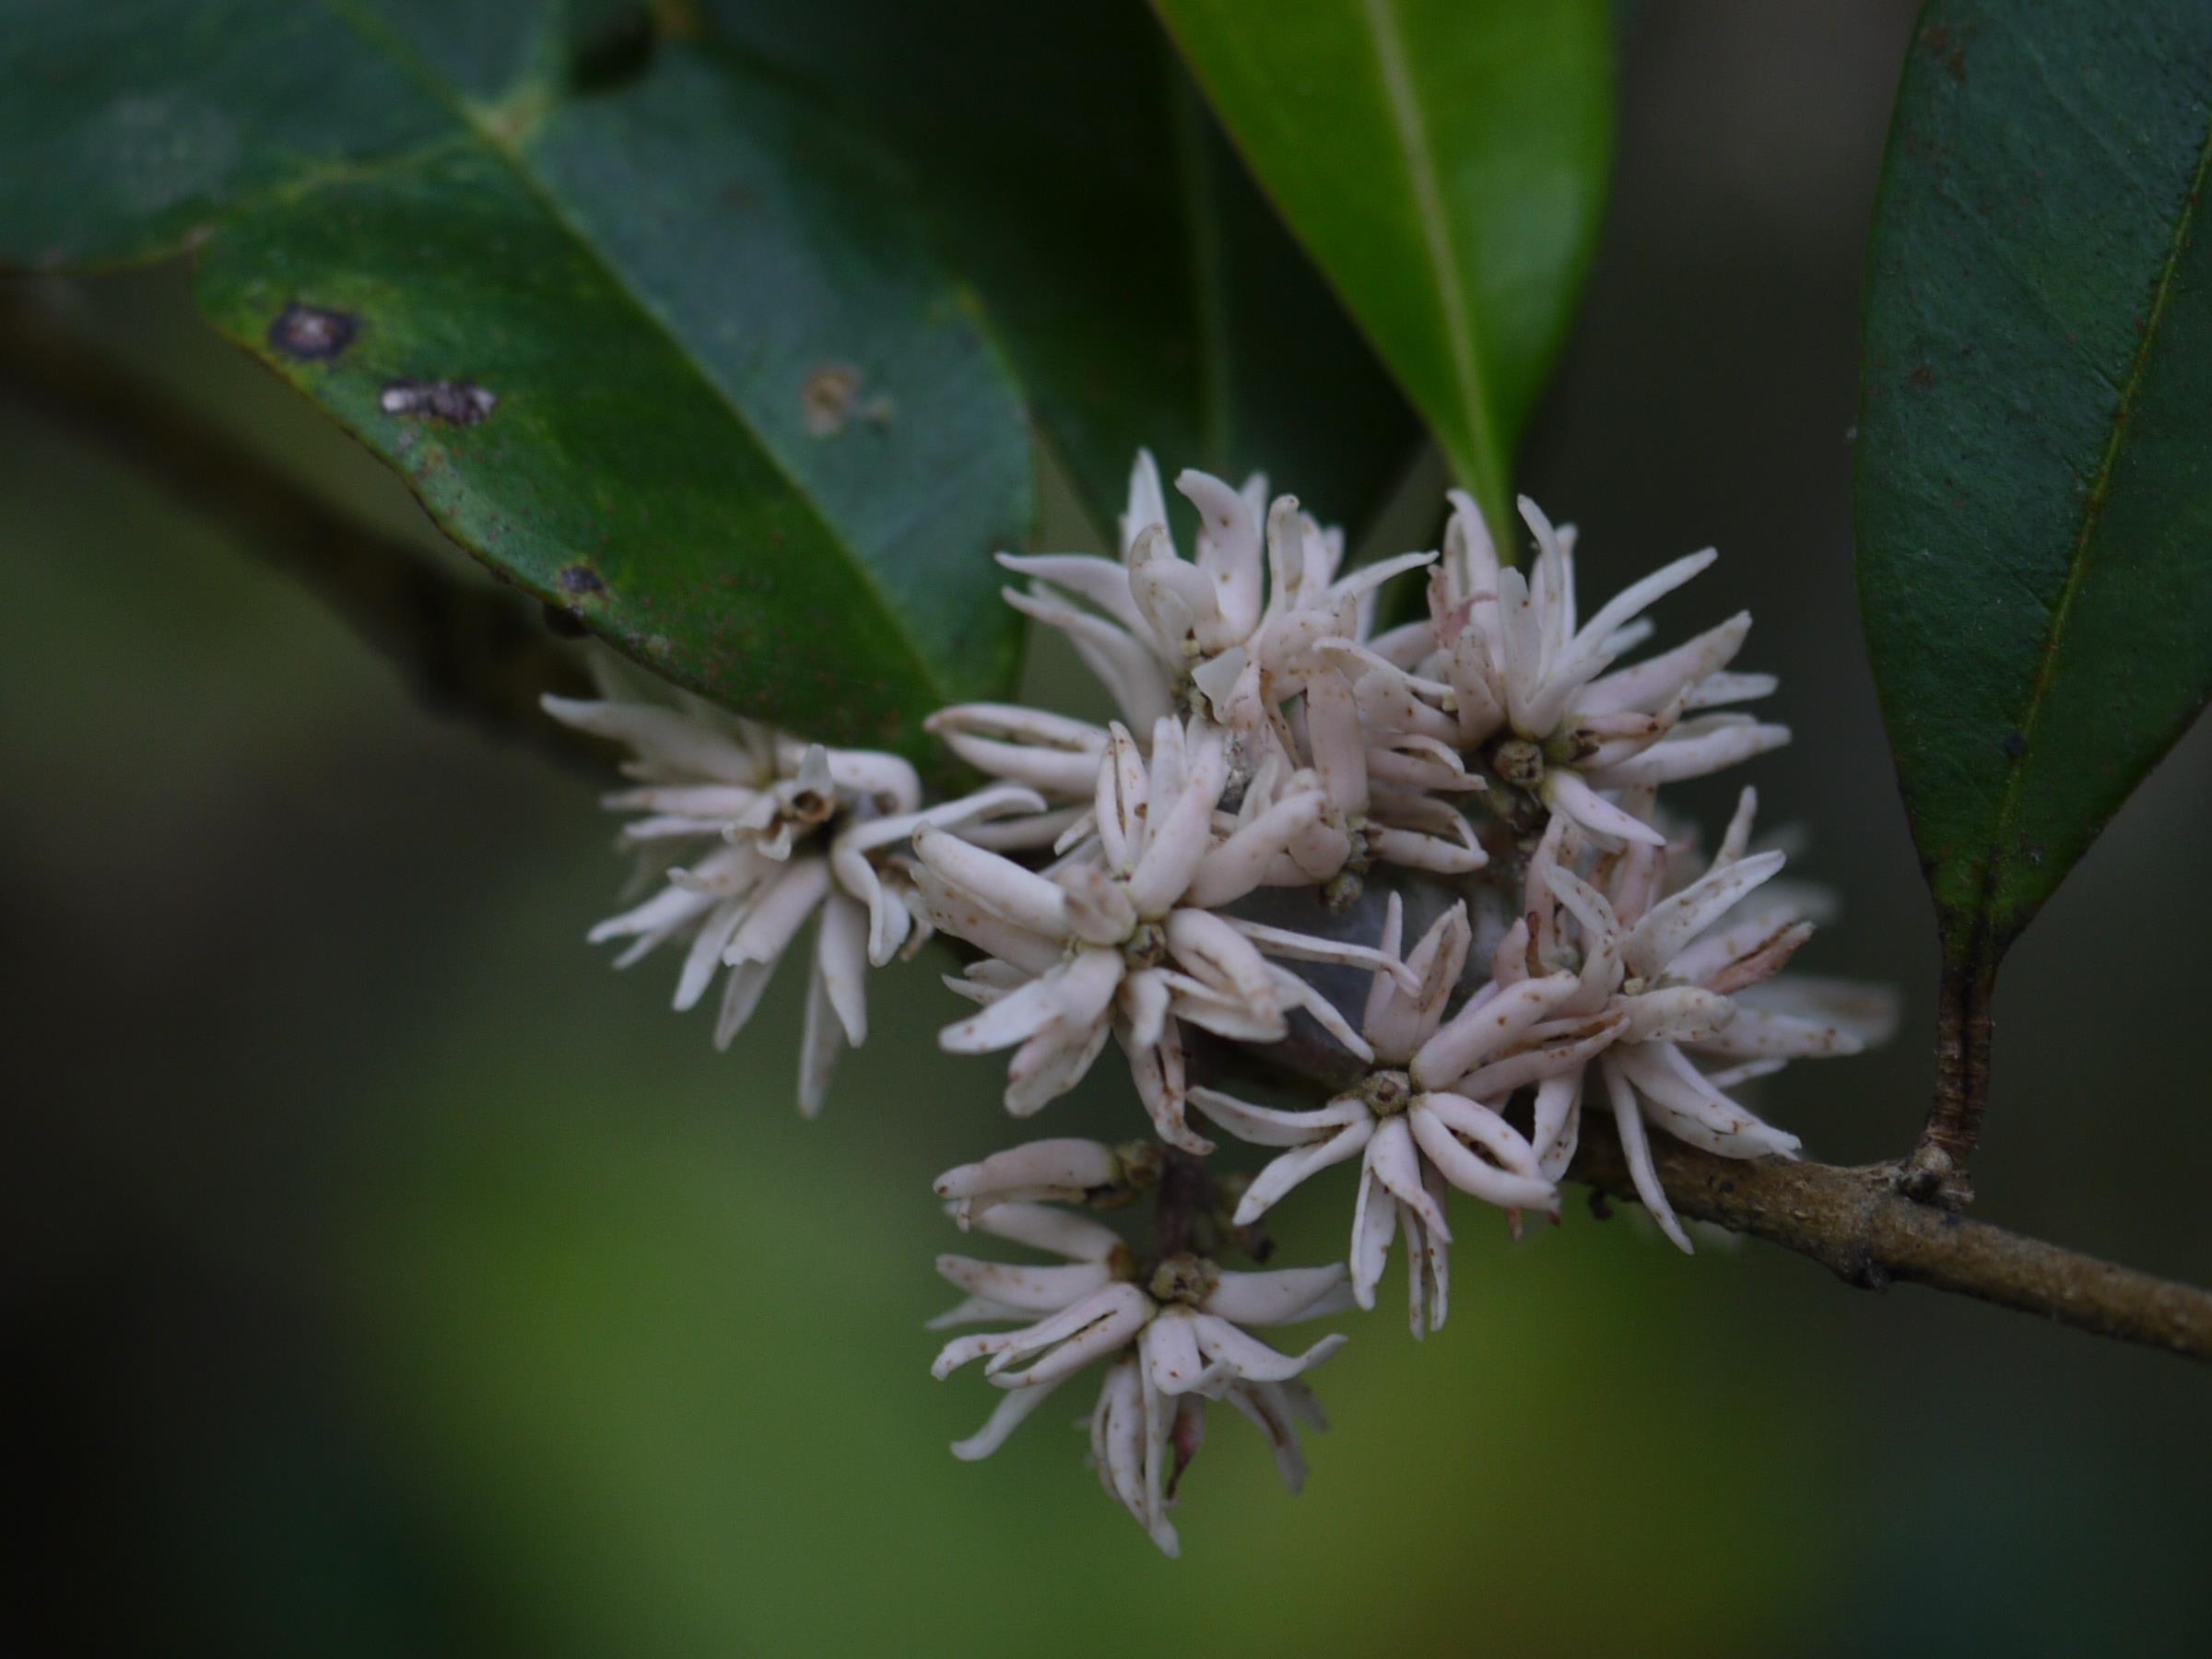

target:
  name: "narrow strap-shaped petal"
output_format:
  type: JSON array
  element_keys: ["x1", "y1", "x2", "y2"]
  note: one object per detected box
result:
[
  {"x1": 1192, "y1": 1315, "x2": 1346, "y2": 1382},
  {"x1": 1187, "y1": 1086, "x2": 1364, "y2": 1148},
  {"x1": 1095, "y1": 722, "x2": 1147, "y2": 873},
  {"x1": 1142, "y1": 1307, "x2": 1211, "y2": 1395},
  {"x1": 1530, "y1": 1069, "x2": 1584, "y2": 1183},
  {"x1": 1575, "y1": 611, "x2": 1750, "y2": 716},
  {"x1": 908, "y1": 867, "x2": 1063, "y2": 975},
  {"x1": 796, "y1": 947, "x2": 846, "y2": 1117},
  {"x1": 1302, "y1": 667, "x2": 1369, "y2": 818},
  {"x1": 1624, "y1": 849, "x2": 1787, "y2": 979},
  {"x1": 1183, "y1": 792, "x2": 1328, "y2": 910},
  {"x1": 1530, "y1": 548, "x2": 1721, "y2": 733},
  {"x1": 1265, "y1": 965, "x2": 1372, "y2": 1062},
  {"x1": 938, "y1": 968, "x2": 1077, "y2": 1054},
  {"x1": 541, "y1": 694, "x2": 763, "y2": 782},
  {"x1": 1411, "y1": 971, "x2": 1579, "y2": 1089},
  {"x1": 1361, "y1": 891, "x2": 1410, "y2": 1037},
  {"x1": 672, "y1": 897, "x2": 747, "y2": 1011},
  {"x1": 1180, "y1": 467, "x2": 1264, "y2": 634},
  {"x1": 712, "y1": 957, "x2": 775, "y2": 1048},
  {"x1": 995, "y1": 551, "x2": 1147, "y2": 631},
  {"x1": 1164, "y1": 908, "x2": 1278, "y2": 1017},
  {"x1": 1119, "y1": 1017, "x2": 1212, "y2": 1155},
  {"x1": 1221, "y1": 1380, "x2": 1312, "y2": 1495},
  {"x1": 723, "y1": 856, "x2": 832, "y2": 967},
  {"x1": 984, "y1": 1283, "x2": 1153, "y2": 1388},
  {"x1": 1602, "y1": 1057, "x2": 1694, "y2": 1253},
  {"x1": 960, "y1": 1198, "x2": 1125, "y2": 1262},
  {"x1": 1585, "y1": 720, "x2": 1790, "y2": 789},
  {"x1": 1620, "y1": 984, "x2": 1735, "y2": 1045},
  {"x1": 1616, "y1": 1042, "x2": 1801, "y2": 1160},
  {"x1": 590, "y1": 881, "x2": 713, "y2": 957},
  {"x1": 1407, "y1": 1098, "x2": 1558, "y2": 1213},
  {"x1": 912, "y1": 822, "x2": 1070, "y2": 937},
  {"x1": 1203, "y1": 1264, "x2": 1353, "y2": 1327},
  {"x1": 1002, "y1": 584, "x2": 1174, "y2": 731},
  {"x1": 1347, "y1": 1162, "x2": 1398, "y2": 1311},
  {"x1": 1449, "y1": 1008, "x2": 1625, "y2": 1100},
  {"x1": 949, "y1": 1371, "x2": 1069, "y2": 1462},
  {"x1": 1230, "y1": 1122, "x2": 1375, "y2": 1225},
  {"x1": 1544, "y1": 770, "x2": 1669, "y2": 848},
  {"x1": 1224, "y1": 915, "x2": 1419, "y2": 991},
  {"x1": 935, "y1": 729, "x2": 1100, "y2": 797},
  {"x1": 1120, "y1": 965, "x2": 1171, "y2": 1052},
  {"x1": 935, "y1": 1256, "x2": 1113, "y2": 1313},
  {"x1": 1125, "y1": 729, "x2": 1226, "y2": 916},
  {"x1": 1366, "y1": 823, "x2": 1488, "y2": 876},
  {"x1": 1365, "y1": 1116, "x2": 1453, "y2": 1243},
  {"x1": 1122, "y1": 449, "x2": 1170, "y2": 555},
  {"x1": 814, "y1": 891, "x2": 870, "y2": 1045},
  {"x1": 1689, "y1": 924, "x2": 1814, "y2": 999},
  {"x1": 1003, "y1": 1005, "x2": 1114, "y2": 1117}
]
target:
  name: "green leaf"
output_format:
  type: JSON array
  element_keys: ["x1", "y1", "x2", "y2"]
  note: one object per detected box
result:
[
  {"x1": 699, "y1": 0, "x2": 1422, "y2": 536},
  {"x1": 1855, "y1": 1, "x2": 2212, "y2": 962},
  {"x1": 0, "y1": 1, "x2": 1032, "y2": 756},
  {"x1": 1152, "y1": 0, "x2": 1614, "y2": 537}
]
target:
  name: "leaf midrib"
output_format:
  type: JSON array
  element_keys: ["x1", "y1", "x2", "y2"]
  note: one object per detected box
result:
[
  {"x1": 312, "y1": 0, "x2": 960, "y2": 713},
  {"x1": 1971, "y1": 94, "x2": 2212, "y2": 940},
  {"x1": 1360, "y1": 0, "x2": 1500, "y2": 525}
]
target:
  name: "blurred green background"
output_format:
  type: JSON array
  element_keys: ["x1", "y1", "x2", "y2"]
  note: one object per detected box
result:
[{"x1": 6, "y1": 4, "x2": 2209, "y2": 1654}]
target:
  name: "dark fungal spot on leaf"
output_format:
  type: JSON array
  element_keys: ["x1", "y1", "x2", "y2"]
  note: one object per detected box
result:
[
  {"x1": 2002, "y1": 730, "x2": 2027, "y2": 759},
  {"x1": 268, "y1": 301, "x2": 358, "y2": 361},
  {"x1": 1918, "y1": 22, "x2": 1970, "y2": 86},
  {"x1": 381, "y1": 378, "x2": 498, "y2": 426},
  {"x1": 558, "y1": 563, "x2": 606, "y2": 596},
  {"x1": 800, "y1": 362, "x2": 894, "y2": 436},
  {"x1": 1908, "y1": 363, "x2": 1938, "y2": 389}
]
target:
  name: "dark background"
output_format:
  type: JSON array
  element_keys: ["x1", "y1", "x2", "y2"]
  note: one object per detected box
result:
[{"x1": 6, "y1": 3, "x2": 2208, "y2": 1653}]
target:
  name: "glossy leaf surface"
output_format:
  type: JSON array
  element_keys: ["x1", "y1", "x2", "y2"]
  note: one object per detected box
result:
[
  {"x1": 1856, "y1": 2, "x2": 2212, "y2": 958},
  {"x1": 1153, "y1": 0, "x2": 1614, "y2": 535},
  {"x1": 3, "y1": 1, "x2": 1033, "y2": 754}
]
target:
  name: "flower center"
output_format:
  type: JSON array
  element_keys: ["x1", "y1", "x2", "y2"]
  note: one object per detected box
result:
[
  {"x1": 1147, "y1": 1252, "x2": 1219, "y2": 1307},
  {"x1": 1122, "y1": 919, "x2": 1170, "y2": 970},
  {"x1": 1360, "y1": 1067, "x2": 1415, "y2": 1117},
  {"x1": 1490, "y1": 736, "x2": 1546, "y2": 789}
]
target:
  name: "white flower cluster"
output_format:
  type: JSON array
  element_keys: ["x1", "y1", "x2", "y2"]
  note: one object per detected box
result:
[{"x1": 550, "y1": 453, "x2": 1893, "y2": 1555}]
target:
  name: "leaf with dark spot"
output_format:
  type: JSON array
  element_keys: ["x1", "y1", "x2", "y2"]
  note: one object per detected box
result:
[
  {"x1": 700, "y1": 0, "x2": 1424, "y2": 536},
  {"x1": 0, "y1": 0, "x2": 1030, "y2": 759}
]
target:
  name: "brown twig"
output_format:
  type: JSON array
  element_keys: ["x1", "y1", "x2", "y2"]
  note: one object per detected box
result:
[
  {"x1": 0, "y1": 294, "x2": 605, "y2": 772},
  {"x1": 1567, "y1": 1118, "x2": 2212, "y2": 1362},
  {"x1": 1189, "y1": 1027, "x2": 2212, "y2": 1365}
]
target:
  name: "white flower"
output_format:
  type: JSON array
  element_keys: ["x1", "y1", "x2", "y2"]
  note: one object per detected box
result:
[
  {"x1": 1193, "y1": 893, "x2": 1618, "y2": 1335},
  {"x1": 1499, "y1": 791, "x2": 1899, "y2": 1250},
  {"x1": 912, "y1": 714, "x2": 1401, "y2": 1149},
  {"x1": 928, "y1": 1197, "x2": 1349, "y2": 1557},
  {"x1": 1346, "y1": 492, "x2": 1789, "y2": 847},
  {"x1": 1000, "y1": 452, "x2": 1429, "y2": 730},
  {"x1": 544, "y1": 685, "x2": 1041, "y2": 1113},
  {"x1": 946, "y1": 452, "x2": 1471, "y2": 889}
]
